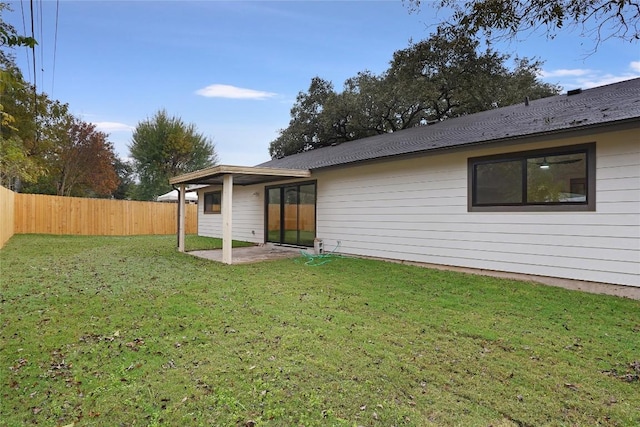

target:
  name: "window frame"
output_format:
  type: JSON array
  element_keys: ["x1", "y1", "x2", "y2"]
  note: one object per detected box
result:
[
  {"x1": 468, "y1": 143, "x2": 596, "y2": 212},
  {"x1": 264, "y1": 180, "x2": 317, "y2": 247},
  {"x1": 203, "y1": 190, "x2": 222, "y2": 214}
]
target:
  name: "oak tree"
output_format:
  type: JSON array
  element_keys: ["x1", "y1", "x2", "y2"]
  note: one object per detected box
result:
[
  {"x1": 269, "y1": 30, "x2": 559, "y2": 158},
  {"x1": 405, "y1": 0, "x2": 640, "y2": 47}
]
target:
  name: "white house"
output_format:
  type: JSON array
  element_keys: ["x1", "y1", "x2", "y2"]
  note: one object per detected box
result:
[{"x1": 170, "y1": 78, "x2": 640, "y2": 288}]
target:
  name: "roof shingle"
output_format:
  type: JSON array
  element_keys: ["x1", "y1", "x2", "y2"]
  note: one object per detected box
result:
[{"x1": 258, "y1": 78, "x2": 640, "y2": 170}]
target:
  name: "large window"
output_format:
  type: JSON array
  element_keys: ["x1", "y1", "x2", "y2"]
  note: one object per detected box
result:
[
  {"x1": 468, "y1": 143, "x2": 595, "y2": 211},
  {"x1": 203, "y1": 191, "x2": 221, "y2": 214}
]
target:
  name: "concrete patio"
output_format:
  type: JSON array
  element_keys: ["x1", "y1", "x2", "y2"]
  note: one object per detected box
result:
[{"x1": 188, "y1": 244, "x2": 305, "y2": 264}]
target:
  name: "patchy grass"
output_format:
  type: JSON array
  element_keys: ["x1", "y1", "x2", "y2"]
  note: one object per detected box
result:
[
  {"x1": 1, "y1": 234, "x2": 638, "y2": 426},
  {"x1": 185, "y1": 234, "x2": 255, "y2": 251}
]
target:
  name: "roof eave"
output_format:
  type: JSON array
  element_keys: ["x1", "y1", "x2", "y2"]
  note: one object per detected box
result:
[
  {"x1": 169, "y1": 164, "x2": 311, "y2": 186},
  {"x1": 305, "y1": 117, "x2": 640, "y2": 172}
]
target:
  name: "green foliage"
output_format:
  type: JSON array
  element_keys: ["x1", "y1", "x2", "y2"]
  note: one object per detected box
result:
[
  {"x1": 111, "y1": 157, "x2": 135, "y2": 199},
  {"x1": 269, "y1": 30, "x2": 559, "y2": 158},
  {"x1": 1, "y1": 234, "x2": 639, "y2": 426},
  {"x1": 7, "y1": 97, "x2": 121, "y2": 197},
  {"x1": 0, "y1": 28, "x2": 37, "y2": 48},
  {"x1": 0, "y1": 3, "x2": 37, "y2": 49},
  {"x1": 44, "y1": 119, "x2": 120, "y2": 197},
  {"x1": 2, "y1": 8, "x2": 121, "y2": 197},
  {"x1": 407, "y1": 0, "x2": 640, "y2": 46},
  {"x1": 129, "y1": 109, "x2": 218, "y2": 201},
  {"x1": 0, "y1": 134, "x2": 44, "y2": 188},
  {"x1": 1, "y1": 51, "x2": 54, "y2": 191}
]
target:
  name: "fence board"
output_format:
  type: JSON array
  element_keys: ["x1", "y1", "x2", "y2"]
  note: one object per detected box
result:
[
  {"x1": 0, "y1": 185, "x2": 16, "y2": 248},
  {"x1": 268, "y1": 204, "x2": 315, "y2": 232},
  {"x1": 13, "y1": 193, "x2": 197, "y2": 236}
]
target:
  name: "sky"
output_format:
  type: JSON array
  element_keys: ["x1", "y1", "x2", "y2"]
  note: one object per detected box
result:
[{"x1": 4, "y1": 0, "x2": 640, "y2": 166}]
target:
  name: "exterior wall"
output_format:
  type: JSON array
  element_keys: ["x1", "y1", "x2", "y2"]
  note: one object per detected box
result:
[
  {"x1": 194, "y1": 128, "x2": 638, "y2": 287},
  {"x1": 313, "y1": 128, "x2": 639, "y2": 287},
  {"x1": 197, "y1": 184, "x2": 265, "y2": 244}
]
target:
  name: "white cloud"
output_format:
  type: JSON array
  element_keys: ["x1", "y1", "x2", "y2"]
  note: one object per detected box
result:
[
  {"x1": 539, "y1": 65, "x2": 640, "y2": 90},
  {"x1": 93, "y1": 121, "x2": 135, "y2": 132},
  {"x1": 573, "y1": 74, "x2": 640, "y2": 89},
  {"x1": 195, "y1": 84, "x2": 276, "y2": 100},
  {"x1": 539, "y1": 68, "x2": 592, "y2": 78}
]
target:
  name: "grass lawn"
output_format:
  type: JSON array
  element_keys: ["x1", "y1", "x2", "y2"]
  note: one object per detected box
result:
[{"x1": 1, "y1": 234, "x2": 639, "y2": 426}]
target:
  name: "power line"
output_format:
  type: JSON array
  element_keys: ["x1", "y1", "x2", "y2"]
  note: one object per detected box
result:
[
  {"x1": 19, "y1": 0, "x2": 31, "y2": 82},
  {"x1": 38, "y1": 0, "x2": 44, "y2": 92},
  {"x1": 29, "y1": 0, "x2": 36, "y2": 95},
  {"x1": 52, "y1": 0, "x2": 59, "y2": 96},
  {"x1": 29, "y1": 0, "x2": 38, "y2": 143}
]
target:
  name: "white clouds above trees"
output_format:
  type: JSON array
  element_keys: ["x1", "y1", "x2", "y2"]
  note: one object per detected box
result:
[{"x1": 195, "y1": 84, "x2": 276, "y2": 100}]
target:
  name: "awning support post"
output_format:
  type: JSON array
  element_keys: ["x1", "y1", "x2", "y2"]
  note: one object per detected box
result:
[
  {"x1": 178, "y1": 184, "x2": 186, "y2": 252},
  {"x1": 222, "y1": 174, "x2": 233, "y2": 264}
]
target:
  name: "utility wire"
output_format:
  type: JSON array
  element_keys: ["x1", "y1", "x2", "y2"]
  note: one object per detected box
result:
[
  {"x1": 19, "y1": 0, "x2": 31, "y2": 82},
  {"x1": 38, "y1": 0, "x2": 44, "y2": 92},
  {"x1": 52, "y1": 0, "x2": 59, "y2": 96},
  {"x1": 29, "y1": 0, "x2": 36, "y2": 95},
  {"x1": 29, "y1": 0, "x2": 38, "y2": 142}
]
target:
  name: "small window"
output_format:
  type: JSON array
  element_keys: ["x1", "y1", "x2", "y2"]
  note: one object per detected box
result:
[
  {"x1": 204, "y1": 191, "x2": 221, "y2": 214},
  {"x1": 468, "y1": 143, "x2": 595, "y2": 211}
]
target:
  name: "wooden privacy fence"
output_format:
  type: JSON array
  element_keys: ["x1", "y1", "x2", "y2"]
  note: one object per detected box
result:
[
  {"x1": 0, "y1": 185, "x2": 16, "y2": 248},
  {"x1": 267, "y1": 204, "x2": 315, "y2": 232},
  {"x1": 0, "y1": 187, "x2": 197, "y2": 244}
]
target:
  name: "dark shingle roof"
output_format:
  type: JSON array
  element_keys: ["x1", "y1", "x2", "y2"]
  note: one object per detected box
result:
[{"x1": 258, "y1": 78, "x2": 640, "y2": 170}]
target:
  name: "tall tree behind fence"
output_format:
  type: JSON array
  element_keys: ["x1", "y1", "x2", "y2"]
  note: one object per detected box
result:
[{"x1": 0, "y1": 186, "x2": 197, "y2": 248}]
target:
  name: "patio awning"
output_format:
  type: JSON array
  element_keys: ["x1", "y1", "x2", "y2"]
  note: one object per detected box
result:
[
  {"x1": 169, "y1": 164, "x2": 311, "y2": 265},
  {"x1": 169, "y1": 165, "x2": 311, "y2": 186}
]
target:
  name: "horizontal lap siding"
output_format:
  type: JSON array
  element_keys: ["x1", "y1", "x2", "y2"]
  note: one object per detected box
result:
[
  {"x1": 315, "y1": 128, "x2": 640, "y2": 287},
  {"x1": 197, "y1": 185, "x2": 264, "y2": 244},
  {"x1": 197, "y1": 187, "x2": 221, "y2": 238},
  {"x1": 232, "y1": 186, "x2": 264, "y2": 244}
]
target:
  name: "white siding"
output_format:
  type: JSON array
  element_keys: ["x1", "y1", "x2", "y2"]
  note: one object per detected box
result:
[
  {"x1": 197, "y1": 184, "x2": 264, "y2": 244},
  {"x1": 194, "y1": 128, "x2": 639, "y2": 287},
  {"x1": 314, "y1": 128, "x2": 640, "y2": 287}
]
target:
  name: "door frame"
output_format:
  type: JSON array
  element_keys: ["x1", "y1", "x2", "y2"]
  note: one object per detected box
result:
[{"x1": 264, "y1": 180, "x2": 317, "y2": 247}]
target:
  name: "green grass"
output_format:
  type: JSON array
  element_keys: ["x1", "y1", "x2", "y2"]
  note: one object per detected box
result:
[
  {"x1": 185, "y1": 234, "x2": 255, "y2": 251},
  {"x1": 1, "y1": 234, "x2": 639, "y2": 426}
]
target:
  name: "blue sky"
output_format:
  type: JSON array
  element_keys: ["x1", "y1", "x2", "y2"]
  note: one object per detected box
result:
[{"x1": 4, "y1": 1, "x2": 640, "y2": 166}]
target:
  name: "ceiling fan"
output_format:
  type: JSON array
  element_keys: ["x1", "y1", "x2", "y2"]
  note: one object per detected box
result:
[{"x1": 531, "y1": 157, "x2": 583, "y2": 169}]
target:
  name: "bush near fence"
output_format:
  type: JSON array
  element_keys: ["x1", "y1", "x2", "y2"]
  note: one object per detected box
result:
[{"x1": 0, "y1": 186, "x2": 197, "y2": 248}]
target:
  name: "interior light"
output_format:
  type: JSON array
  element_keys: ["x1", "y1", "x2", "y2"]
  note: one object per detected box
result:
[{"x1": 539, "y1": 163, "x2": 550, "y2": 169}]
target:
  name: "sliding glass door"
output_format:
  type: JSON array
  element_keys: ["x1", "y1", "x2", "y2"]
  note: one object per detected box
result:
[{"x1": 266, "y1": 182, "x2": 316, "y2": 247}]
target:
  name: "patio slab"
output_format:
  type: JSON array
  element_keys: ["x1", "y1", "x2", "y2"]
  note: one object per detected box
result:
[{"x1": 188, "y1": 244, "x2": 306, "y2": 264}]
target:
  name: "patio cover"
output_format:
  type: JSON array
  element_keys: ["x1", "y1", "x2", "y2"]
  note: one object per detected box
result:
[{"x1": 169, "y1": 165, "x2": 311, "y2": 264}]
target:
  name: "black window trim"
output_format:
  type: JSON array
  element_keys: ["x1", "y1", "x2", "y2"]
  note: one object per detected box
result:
[
  {"x1": 468, "y1": 143, "x2": 596, "y2": 212},
  {"x1": 203, "y1": 190, "x2": 222, "y2": 214},
  {"x1": 264, "y1": 180, "x2": 317, "y2": 247}
]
